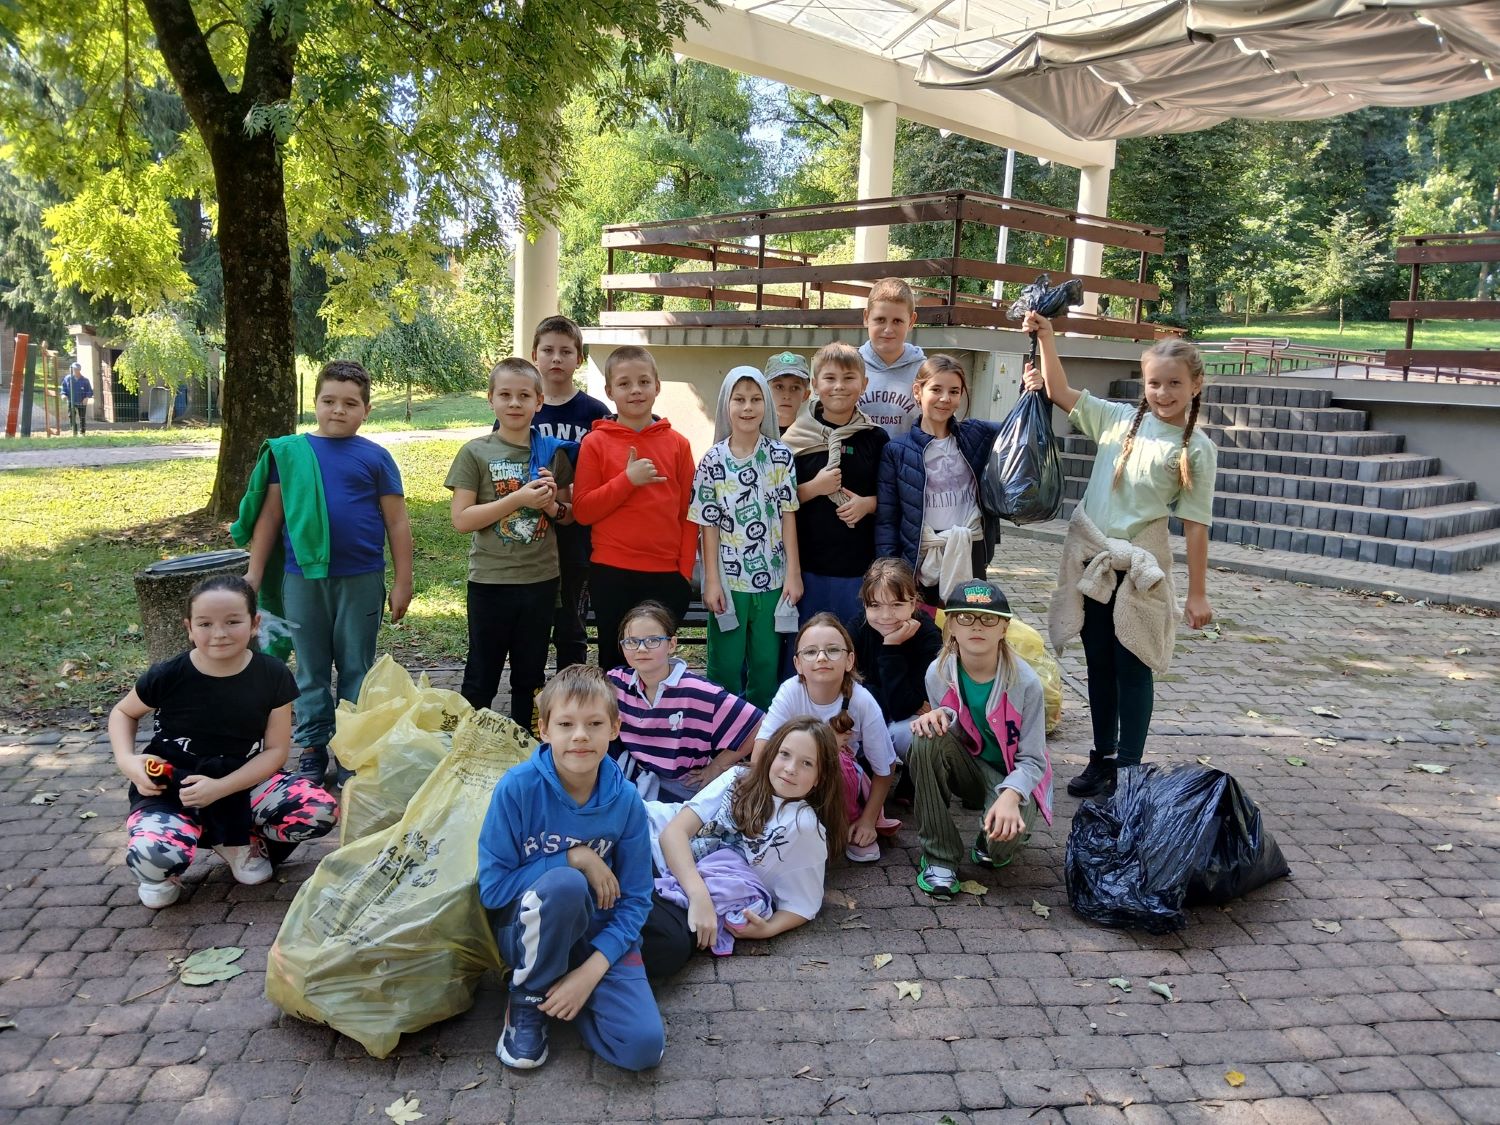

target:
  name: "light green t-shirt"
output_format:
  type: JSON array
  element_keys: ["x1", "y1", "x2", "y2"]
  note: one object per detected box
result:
[
  {"x1": 444, "y1": 433, "x2": 574, "y2": 585},
  {"x1": 1070, "y1": 390, "x2": 1216, "y2": 541}
]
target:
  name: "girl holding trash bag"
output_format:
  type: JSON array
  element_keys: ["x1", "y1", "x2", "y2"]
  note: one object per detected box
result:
[
  {"x1": 875, "y1": 355, "x2": 1004, "y2": 609},
  {"x1": 1022, "y1": 310, "x2": 1216, "y2": 800}
]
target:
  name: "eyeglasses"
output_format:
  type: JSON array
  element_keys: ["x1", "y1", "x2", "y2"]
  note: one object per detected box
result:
[
  {"x1": 948, "y1": 611, "x2": 1007, "y2": 628},
  {"x1": 621, "y1": 635, "x2": 671, "y2": 651},
  {"x1": 796, "y1": 645, "x2": 849, "y2": 662}
]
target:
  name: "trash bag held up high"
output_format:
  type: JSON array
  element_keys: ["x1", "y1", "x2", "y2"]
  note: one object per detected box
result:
[
  {"x1": 1064, "y1": 764, "x2": 1289, "y2": 934},
  {"x1": 983, "y1": 387, "x2": 1064, "y2": 524}
]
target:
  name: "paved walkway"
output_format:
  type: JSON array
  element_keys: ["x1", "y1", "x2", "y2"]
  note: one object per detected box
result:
[{"x1": 1, "y1": 541, "x2": 1498, "y2": 1124}]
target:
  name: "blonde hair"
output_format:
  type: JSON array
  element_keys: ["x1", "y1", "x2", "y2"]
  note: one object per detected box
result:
[
  {"x1": 488, "y1": 357, "x2": 543, "y2": 395},
  {"x1": 812, "y1": 341, "x2": 865, "y2": 381},
  {"x1": 1111, "y1": 338, "x2": 1206, "y2": 492},
  {"x1": 867, "y1": 277, "x2": 916, "y2": 316},
  {"x1": 605, "y1": 345, "x2": 659, "y2": 386},
  {"x1": 939, "y1": 612, "x2": 1017, "y2": 694},
  {"x1": 537, "y1": 665, "x2": 619, "y2": 726}
]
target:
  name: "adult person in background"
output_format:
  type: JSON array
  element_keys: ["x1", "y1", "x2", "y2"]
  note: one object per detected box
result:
[{"x1": 62, "y1": 362, "x2": 93, "y2": 436}]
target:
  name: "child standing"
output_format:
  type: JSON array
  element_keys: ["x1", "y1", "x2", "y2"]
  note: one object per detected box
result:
[
  {"x1": 530, "y1": 316, "x2": 610, "y2": 671},
  {"x1": 237, "y1": 360, "x2": 413, "y2": 784},
  {"x1": 876, "y1": 354, "x2": 1005, "y2": 606},
  {"x1": 782, "y1": 342, "x2": 889, "y2": 628},
  {"x1": 477, "y1": 665, "x2": 664, "y2": 1072},
  {"x1": 859, "y1": 277, "x2": 925, "y2": 437},
  {"x1": 610, "y1": 601, "x2": 763, "y2": 802},
  {"x1": 1025, "y1": 312, "x2": 1216, "y2": 799},
  {"x1": 758, "y1": 613, "x2": 895, "y2": 863},
  {"x1": 764, "y1": 351, "x2": 811, "y2": 434},
  {"x1": 109, "y1": 576, "x2": 338, "y2": 908},
  {"x1": 572, "y1": 346, "x2": 696, "y2": 672},
  {"x1": 693, "y1": 366, "x2": 802, "y2": 708},
  {"x1": 908, "y1": 579, "x2": 1052, "y2": 898},
  {"x1": 644, "y1": 717, "x2": 849, "y2": 975},
  {"x1": 850, "y1": 559, "x2": 943, "y2": 763},
  {"x1": 446, "y1": 358, "x2": 575, "y2": 729}
]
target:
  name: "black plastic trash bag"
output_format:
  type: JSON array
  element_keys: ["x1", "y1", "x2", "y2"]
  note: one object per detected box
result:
[
  {"x1": 1065, "y1": 764, "x2": 1289, "y2": 934},
  {"x1": 983, "y1": 387, "x2": 1064, "y2": 524}
]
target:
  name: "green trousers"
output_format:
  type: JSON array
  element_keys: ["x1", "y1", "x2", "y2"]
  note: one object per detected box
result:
[
  {"x1": 282, "y1": 569, "x2": 385, "y2": 751},
  {"x1": 908, "y1": 731, "x2": 1037, "y2": 868},
  {"x1": 707, "y1": 588, "x2": 784, "y2": 711}
]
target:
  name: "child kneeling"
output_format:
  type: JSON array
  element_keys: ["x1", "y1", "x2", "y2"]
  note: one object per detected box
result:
[
  {"x1": 909, "y1": 580, "x2": 1054, "y2": 898},
  {"x1": 477, "y1": 665, "x2": 664, "y2": 1072}
]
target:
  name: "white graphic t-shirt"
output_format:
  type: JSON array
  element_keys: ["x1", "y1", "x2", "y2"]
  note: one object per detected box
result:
[
  {"x1": 922, "y1": 436, "x2": 979, "y2": 532},
  {"x1": 689, "y1": 437, "x2": 799, "y2": 594}
]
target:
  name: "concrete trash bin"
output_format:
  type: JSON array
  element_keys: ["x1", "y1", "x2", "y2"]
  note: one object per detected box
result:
[{"x1": 133, "y1": 549, "x2": 251, "y2": 665}]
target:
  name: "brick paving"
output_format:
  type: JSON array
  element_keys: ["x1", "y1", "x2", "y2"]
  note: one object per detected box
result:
[{"x1": 1, "y1": 538, "x2": 1498, "y2": 1124}]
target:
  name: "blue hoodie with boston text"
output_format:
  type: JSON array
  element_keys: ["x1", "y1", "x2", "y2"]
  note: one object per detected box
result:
[
  {"x1": 476, "y1": 745, "x2": 652, "y2": 967},
  {"x1": 858, "y1": 340, "x2": 925, "y2": 437}
]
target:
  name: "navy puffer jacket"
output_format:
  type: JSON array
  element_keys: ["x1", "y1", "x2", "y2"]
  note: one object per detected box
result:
[{"x1": 875, "y1": 418, "x2": 1005, "y2": 573}]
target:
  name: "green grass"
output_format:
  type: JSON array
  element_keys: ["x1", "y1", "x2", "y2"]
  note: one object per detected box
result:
[
  {"x1": 0, "y1": 437, "x2": 472, "y2": 731},
  {"x1": 0, "y1": 426, "x2": 222, "y2": 452},
  {"x1": 1195, "y1": 316, "x2": 1496, "y2": 355}
]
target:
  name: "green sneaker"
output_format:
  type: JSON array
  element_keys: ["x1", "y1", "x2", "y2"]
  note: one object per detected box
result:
[
  {"x1": 916, "y1": 856, "x2": 959, "y2": 898},
  {"x1": 970, "y1": 832, "x2": 1013, "y2": 870}
]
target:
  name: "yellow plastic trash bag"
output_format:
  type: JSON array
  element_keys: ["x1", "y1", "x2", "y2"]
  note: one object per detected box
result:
[
  {"x1": 266, "y1": 709, "x2": 536, "y2": 1059},
  {"x1": 933, "y1": 609, "x2": 1063, "y2": 733},
  {"x1": 331, "y1": 656, "x2": 472, "y2": 844}
]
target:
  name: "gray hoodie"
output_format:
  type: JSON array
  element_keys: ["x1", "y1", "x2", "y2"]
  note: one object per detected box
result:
[
  {"x1": 714, "y1": 366, "x2": 781, "y2": 445},
  {"x1": 858, "y1": 341, "x2": 924, "y2": 437}
]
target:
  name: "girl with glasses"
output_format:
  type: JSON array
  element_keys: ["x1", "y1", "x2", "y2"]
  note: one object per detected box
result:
[
  {"x1": 907, "y1": 579, "x2": 1053, "y2": 899},
  {"x1": 606, "y1": 601, "x2": 763, "y2": 802},
  {"x1": 756, "y1": 612, "x2": 895, "y2": 863}
]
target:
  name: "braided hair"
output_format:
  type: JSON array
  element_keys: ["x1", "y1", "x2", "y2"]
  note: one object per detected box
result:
[{"x1": 1110, "y1": 338, "x2": 1206, "y2": 492}]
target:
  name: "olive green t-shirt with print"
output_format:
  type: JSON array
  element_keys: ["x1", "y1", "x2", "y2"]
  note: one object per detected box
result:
[
  {"x1": 1070, "y1": 390, "x2": 1216, "y2": 542},
  {"x1": 444, "y1": 433, "x2": 574, "y2": 585}
]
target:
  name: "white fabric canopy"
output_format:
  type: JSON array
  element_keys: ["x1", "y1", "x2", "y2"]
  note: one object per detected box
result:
[{"x1": 916, "y1": 0, "x2": 1500, "y2": 139}]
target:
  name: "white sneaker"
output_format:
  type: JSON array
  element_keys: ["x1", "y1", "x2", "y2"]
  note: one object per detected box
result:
[
  {"x1": 138, "y1": 879, "x2": 181, "y2": 909},
  {"x1": 213, "y1": 844, "x2": 273, "y2": 886},
  {"x1": 845, "y1": 838, "x2": 881, "y2": 864}
]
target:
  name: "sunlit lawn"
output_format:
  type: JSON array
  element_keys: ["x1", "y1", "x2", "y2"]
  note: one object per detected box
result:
[
  {"x1": 1195, "y1": 316, "x2": 1496, "y2": 355},
  {"x1": 0, "y1": 438, "x2": 472, "y2": 730}
]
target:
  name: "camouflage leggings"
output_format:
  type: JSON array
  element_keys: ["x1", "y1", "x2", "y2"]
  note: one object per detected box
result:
[{"x1": 125, "y1": 772, "x2": 337, "y2": 884}]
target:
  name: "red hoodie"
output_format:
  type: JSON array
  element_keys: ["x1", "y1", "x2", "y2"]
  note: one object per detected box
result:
[{"x1": 572, "y1": 416, "x2": 697, "y2": 578}]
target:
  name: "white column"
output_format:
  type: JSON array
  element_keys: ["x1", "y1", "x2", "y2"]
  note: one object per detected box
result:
[
  {"x1": 854, "y1": 100, "x2": 898, "y2": 270},
  {"x1": 1070, "y1": 163, "x2": 1112, "y2": 315},
  {"x1": 513, "y1": 214, "x2": 560, "y2": 355}
]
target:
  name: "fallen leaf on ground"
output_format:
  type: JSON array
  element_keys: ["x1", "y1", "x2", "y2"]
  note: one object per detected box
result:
[
  {"x1": 1447, "y1": 646, "x2": 1471, "y2": 656},
  {"x1": 1245, "y1": 710, "x2": 1262, "y2": 719},
  {"x1": 1308, "y1": 706, "x2": 1342, "y2": 719},
  {"x1": 1448, "y1": 671, "x2": 1472, "y2": 681},
  {"x1": 78, "y1": 811, "x2": 97, "y2": 820},
  {"x1": 385, "y1": 1097, "x2": 424, "y2": 1124},
  {"x1": 1225, "y1": 1070, "x2": 1246, "y2": 1088},
  {"x1": 1285, "y1": 757, "x2": 1307, "y2": 767},
  {"x1": 1410, "y1": 763, "x2": 1450, "y2": 774},
  {"x1": 1147, "y1": 981, "x2": 1174, "y2": 1002},
  {"x1": 957, "y1": 880, "x2": 988, "y2": 896},
  {"x1": 894, "y1": 981, "x2": 922, "y2": 1002},
  {"x1": 1196, "y1": 756, "x2": 1212, "y2": 765},
  {"x1": 0, "y1": 1017, "x2": 15, "y2": 1031},
  {"x1": 1311, "y1": 919, "x2": 1343, "y2": 934},
  {"x1": 1431, "y1": 844, "x2": 1454, "y2": 853},
  {"x1": 1313, "y1": 738, "x2": 1339, "y2": 747},
  {"x1": 28, "y1": 793, "x2": 59, "y2": 805},
  {"x1": 871, "y1": 953, "x2": 893, "y2": 970},
  {"x1": 178, "y1": 947, "x2": 246, "y2": 986},
  {"x1": 1107, "y1": 978, "x2": 1132, "y2": 992},
  {"x1": 1030, "y1": 900, "x2": 1050, "y2": 919}
]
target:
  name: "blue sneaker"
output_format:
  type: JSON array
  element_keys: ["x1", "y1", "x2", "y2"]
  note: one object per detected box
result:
[{"x1": 497, "y1": 990, "x2": 549, "y2": 1069}]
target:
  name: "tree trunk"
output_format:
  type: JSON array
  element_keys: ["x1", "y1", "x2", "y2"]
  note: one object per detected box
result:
[
  {"x1": 1338, "y1": 296, "x2": 1345, "y2": 334},
  {"x1": 1171, "y1": 252, "x2": 1190, "y2": 322},
  {"x1": 142, "y1": 0, "x2": 296, "y2": 520}
]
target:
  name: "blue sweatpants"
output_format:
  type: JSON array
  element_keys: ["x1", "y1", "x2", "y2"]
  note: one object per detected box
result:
[
  {"x1": 282, "y1": 570, "x2": 385, "y2": 750},
  {"x1": 492, "y1": 866, "x2": 665, "y2": 1072}
]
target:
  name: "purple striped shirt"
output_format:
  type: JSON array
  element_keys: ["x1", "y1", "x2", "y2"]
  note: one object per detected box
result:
[{"x1": 608, "y1": 660, "x2": 764, "y2": 782}]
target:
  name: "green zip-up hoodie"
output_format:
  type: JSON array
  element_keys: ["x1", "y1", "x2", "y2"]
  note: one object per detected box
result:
[{"x1": 230, "y1": 435, "x2": 331, "y2": 620}]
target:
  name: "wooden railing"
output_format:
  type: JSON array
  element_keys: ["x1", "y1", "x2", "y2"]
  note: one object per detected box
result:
[
  {"x1": 599, "y1": 191, "x2": 1172, "y2": 342},
  {"x1": 1389, "y1": 232, "x2": 1500, "y2": 377}
]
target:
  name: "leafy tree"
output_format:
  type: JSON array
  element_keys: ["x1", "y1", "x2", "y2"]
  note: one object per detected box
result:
[
  {"x1": 1297, "y1": 211, "x2": 1387, "y2": 332},
  {"x1": 114, "y1": 308, "x2": 213, "y2": 424},
  {"x1": 5, "y1": 0, "x2": 701, "y2": 517},
  {"x1": 1391, "y1": 170, "x2": 1483, "y2": 299}
]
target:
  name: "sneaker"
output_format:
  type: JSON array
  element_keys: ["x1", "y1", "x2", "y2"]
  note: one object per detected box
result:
[
  {"x1": 213, "y1": 845, "x2": 273, "y2": 886},
  {"x1": 497, "y1": 991, "x2": 549, "y2": 1069},
  {"x1": 137, "y1": 879, "x2": 181, "y2": 909},
  {"x1": 970, "y1": 832, "x2": 1014, "y2": 870},
  {"x1": 875, "y1": 815, "x2": 903, "y2": 837},
  {"x1": 916, "y1": 857, "x2": 959, "y2": 898},
  {"x1": 845, "y1": 838, "x2": 881, "y2": 863},
  {"x1": 1066, "y1": 752, "x2": 1118, "y2": 799},
  {"x1": 296, "y1": 748, "x2": 329, "y2": 784}
]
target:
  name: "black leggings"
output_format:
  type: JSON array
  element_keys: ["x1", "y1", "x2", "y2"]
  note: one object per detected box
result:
[
  {"x1": 1080, "y1": 587, "x2": 1154, "y2": 766},
  {"x1": 462, "y1": 577, "x2": 559, "y2": 729}
]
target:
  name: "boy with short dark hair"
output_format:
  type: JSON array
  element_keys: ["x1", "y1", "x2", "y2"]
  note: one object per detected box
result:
[
  {"x1": 859, "y1": 277, "x2": 925, "y2": 436},
  {"x1": 571, "y1": 346, "x2": 696, "y2": 671},
  {"x1": 237, "y1": 360, "x2": 414, "y2": 783},
  {"x1": 477, "y1": 665, "x2": 663, "y2": 1072},
  {"x1": 447, "y1": 357, "x2": 576, "y2": 730}
]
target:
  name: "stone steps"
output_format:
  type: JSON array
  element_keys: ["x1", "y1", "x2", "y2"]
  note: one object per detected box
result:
[
  {"x1": 1059, "y1": 435, "x2": 1440, "y2": 483},
  {"x1": 1113, "y1": 378, "x2": 1332, "y2": 408}
]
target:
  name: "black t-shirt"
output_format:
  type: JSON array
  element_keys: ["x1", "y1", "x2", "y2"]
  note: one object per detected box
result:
[
  {"x1": 136, "y1": 650, "x2": 299, "y2": 765},
  {"x1": 794, "y1": 412, "x2": 890, "y2": 578}
]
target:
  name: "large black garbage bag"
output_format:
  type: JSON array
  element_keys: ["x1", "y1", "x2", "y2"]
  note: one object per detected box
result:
[
  {"x1": 1065, "y1": 764, "x2": 1289, "y2": 934},
  {"x1": 983, "y1": 387, "x2": 1064, "y2": 524}
]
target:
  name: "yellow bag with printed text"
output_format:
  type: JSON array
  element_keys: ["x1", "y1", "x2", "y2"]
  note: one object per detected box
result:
[
  {"x1": 330, "y1": 656, "x2": 472, "y2": 844},
  {"x1": 935, "y1": 610, "x2": 1062, "y2": 733},
  {"x1": 267, "y1": 708, "x2": 535, "y2": 1058}
]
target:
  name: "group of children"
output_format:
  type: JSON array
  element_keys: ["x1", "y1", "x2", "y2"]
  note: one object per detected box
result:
[{"x1": 110, "y1": 277, "x2": 1218, "y2": 1075}]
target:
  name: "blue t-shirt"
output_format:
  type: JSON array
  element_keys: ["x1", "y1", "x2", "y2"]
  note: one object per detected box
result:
[
  {"x1": 534, "y1": 392, "x2": 609, "y2": 563},
  {"x1": 273, "y1": 434, "x2": 403, "y2": 577}
]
